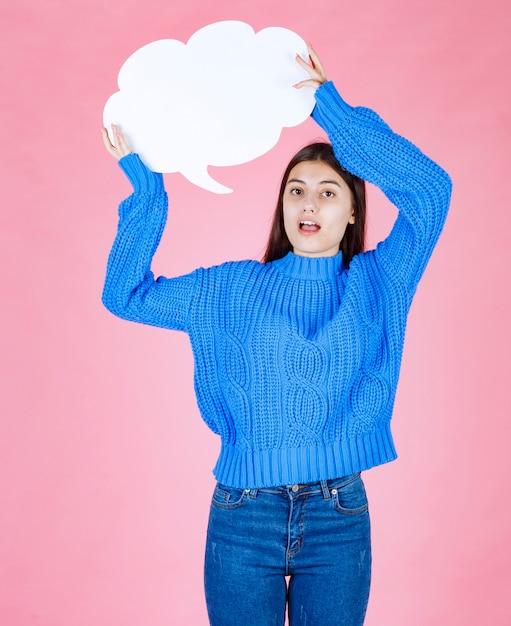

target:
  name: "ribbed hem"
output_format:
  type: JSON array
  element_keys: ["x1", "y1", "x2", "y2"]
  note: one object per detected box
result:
[
  {"x1": 118, "y1": 153, "x2": 164, "y2": 193},
  {"x1": 213, "y1": 423, "x2": 397, "y2": 488},
  {"x1": 270, "y1": 251, "x2": 344, "y2": 281},
  {"x1": 312, "y1": 81, "x2": 353, "y2": 130}
]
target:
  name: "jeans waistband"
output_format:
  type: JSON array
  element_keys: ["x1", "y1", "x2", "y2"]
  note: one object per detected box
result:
[{"x1": 245, "y1": 473, "x2": 361, "y2": 500}]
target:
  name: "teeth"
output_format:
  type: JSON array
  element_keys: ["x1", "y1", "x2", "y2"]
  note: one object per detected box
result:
[{"x1": 300, "y1": 220, "x2": 317, "y2": 226}]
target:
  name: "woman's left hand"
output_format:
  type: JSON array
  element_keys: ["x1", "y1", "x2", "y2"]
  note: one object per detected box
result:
[{"x1": 294, "y1": 44, "x2": 328, "y2": 91}]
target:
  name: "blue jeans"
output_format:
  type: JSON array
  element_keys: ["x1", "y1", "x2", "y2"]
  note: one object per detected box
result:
[{"x1": 204, "y1": 473, "x2": 371, "y2": 625}]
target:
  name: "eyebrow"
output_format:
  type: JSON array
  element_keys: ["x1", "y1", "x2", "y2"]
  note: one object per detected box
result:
[{"x1": 286, "y1": 178, "x2": 343, "y2": 188}]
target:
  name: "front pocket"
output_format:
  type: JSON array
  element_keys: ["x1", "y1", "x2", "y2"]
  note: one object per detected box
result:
[
  {"x1": 331, "y1": 474, "x2": 369, "y2": 515},
  {"x1": 211, "y1": 483, "x2": 250, "y2": 510}
]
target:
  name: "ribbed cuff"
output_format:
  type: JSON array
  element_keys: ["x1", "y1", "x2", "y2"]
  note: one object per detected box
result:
[
  {"x1": 118, "y1": 153, "x2": 164, "y2": 193},
  {"x1": 312, "y1": 81, "x2": 353, "y2": 130}
]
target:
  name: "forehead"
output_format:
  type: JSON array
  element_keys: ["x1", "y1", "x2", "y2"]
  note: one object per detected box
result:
[{"x1": 287, "y1": 160, "x2": 344, "y2": 185}]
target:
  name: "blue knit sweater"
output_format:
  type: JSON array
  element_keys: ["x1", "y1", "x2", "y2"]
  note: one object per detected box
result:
[{"x1": 103, "y1": 81, "x2": 451, "y2": 488}]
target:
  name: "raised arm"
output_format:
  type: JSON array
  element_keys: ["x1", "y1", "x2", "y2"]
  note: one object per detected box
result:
[
  {"x1": 296, "y1": 47, "x2": 452, "y2": 294},
  {"x1": 101, "y1": 125, "x2": 199, "y2": 332}
]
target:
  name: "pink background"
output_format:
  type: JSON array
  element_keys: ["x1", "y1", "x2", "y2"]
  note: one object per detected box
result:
[{"x1": 1, "y1": 0, "x2": 510, "y2": 624}]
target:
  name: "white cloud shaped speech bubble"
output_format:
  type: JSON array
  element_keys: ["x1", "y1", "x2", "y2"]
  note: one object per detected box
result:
[{"x1": 103, "y1": 21, "x2": 316, "y2": 193}]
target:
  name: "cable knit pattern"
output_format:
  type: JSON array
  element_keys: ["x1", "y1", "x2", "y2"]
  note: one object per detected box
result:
[{"x1": 103, "y1": 82, "x2": 452, "y2": 488}]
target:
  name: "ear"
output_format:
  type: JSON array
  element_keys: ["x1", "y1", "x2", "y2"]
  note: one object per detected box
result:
[{"x1": 348, "y1": 211, "x2": 356, "y2": 224}]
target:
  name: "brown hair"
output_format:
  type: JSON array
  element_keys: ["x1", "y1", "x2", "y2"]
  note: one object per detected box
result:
[{"x1": 262, "y1": 142, "x2": 366, "y2": 266}]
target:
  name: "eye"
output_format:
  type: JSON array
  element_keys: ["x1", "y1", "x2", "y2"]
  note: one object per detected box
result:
[
  {"x1": 322, "y1": 190, "x2": 335, "y2": 198},
  {"x1": 290, "y1": 188, "x2": 303, "y2": 196}
]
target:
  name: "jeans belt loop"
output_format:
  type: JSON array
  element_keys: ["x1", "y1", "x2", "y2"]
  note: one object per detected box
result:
[
  {"x1": 249, "y1": 488, "x2": 259, "y2": 498},
  {"x1": 320, "y1": 480, "x2": 331, "y2": 500}
]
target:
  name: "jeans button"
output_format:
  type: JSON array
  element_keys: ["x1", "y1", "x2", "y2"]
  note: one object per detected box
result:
[{"x1": 292, "y1": 484, "x2": 299, "y2": 492}]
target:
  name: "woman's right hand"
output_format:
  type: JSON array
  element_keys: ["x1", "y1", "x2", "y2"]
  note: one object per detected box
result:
[{"x1": 101, "y1": 124, "x2": 131, "y2": 160}]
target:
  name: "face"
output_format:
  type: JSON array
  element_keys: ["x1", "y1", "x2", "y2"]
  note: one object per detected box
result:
[{"x1": 283, "y1": 161, "x2": 355, "y2": 258}]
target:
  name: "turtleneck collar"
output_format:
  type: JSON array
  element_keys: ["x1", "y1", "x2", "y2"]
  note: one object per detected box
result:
[{"x1": 269, "y1": 251, "x2": 345, "y2": 281}]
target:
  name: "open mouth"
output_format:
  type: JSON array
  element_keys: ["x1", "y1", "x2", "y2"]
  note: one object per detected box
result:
[{"x1": 299, "y1": 220, "x2": 321, "y2": 233}]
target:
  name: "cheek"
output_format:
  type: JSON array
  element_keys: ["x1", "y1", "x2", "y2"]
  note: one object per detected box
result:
[
  {"x1": 329, "y1": 217, "x2": 351, "y2": 245},
  {"x1": 282, "y1": 205, "x2": 295, "y2": 233},
  {"x1": 337, "y1": 202, "x2": 355, "y2": 231}
]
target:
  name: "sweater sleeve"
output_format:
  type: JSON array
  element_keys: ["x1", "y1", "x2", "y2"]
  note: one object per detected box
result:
[
  {"x1": 312, "y1": 81, "x2": 452, "y2": 295},
  {"x1": 102, "y1": 153, "x2": 200, "y2": 332}
]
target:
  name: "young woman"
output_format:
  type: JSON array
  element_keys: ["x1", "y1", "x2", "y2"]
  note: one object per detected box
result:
[{"x1": 101, "y1": 47, "x2": 451, "y2": 625}]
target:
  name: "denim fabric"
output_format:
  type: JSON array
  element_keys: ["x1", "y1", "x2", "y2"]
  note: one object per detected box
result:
[{"x1": 204, "y1": 473, "x2": 371, "y2": 625}]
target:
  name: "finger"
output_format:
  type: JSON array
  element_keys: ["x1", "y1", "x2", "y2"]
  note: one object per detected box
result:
[
  {"x1": 293, "y1": 78, "x2": 322, "y2": 90},
  {"x1": 306, "y1": 44, "x2": 327, "y2": 82},
  {"x1": 101, "y1": 127, "x2": 117, "y2": 155},
  {"x1": 295, "y1": 53, "x2": 322, "y2": 80},
  {"x1": 118, "y1": 133, "x2": 130, "y2": 155},
  {"x1": 295, "y1": 52, "x2": 314, "y2": 71},
  {"x1": 112, "y1": 124, "x2": 131, "y2": 157},
  {"x1": 112, "y1": 123, "x2": 122, "y2": 148}
]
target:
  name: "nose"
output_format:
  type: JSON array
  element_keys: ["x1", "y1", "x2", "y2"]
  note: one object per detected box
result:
[{"x1": 302, "y1": 194, "x2": 317, "y2": 212}]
